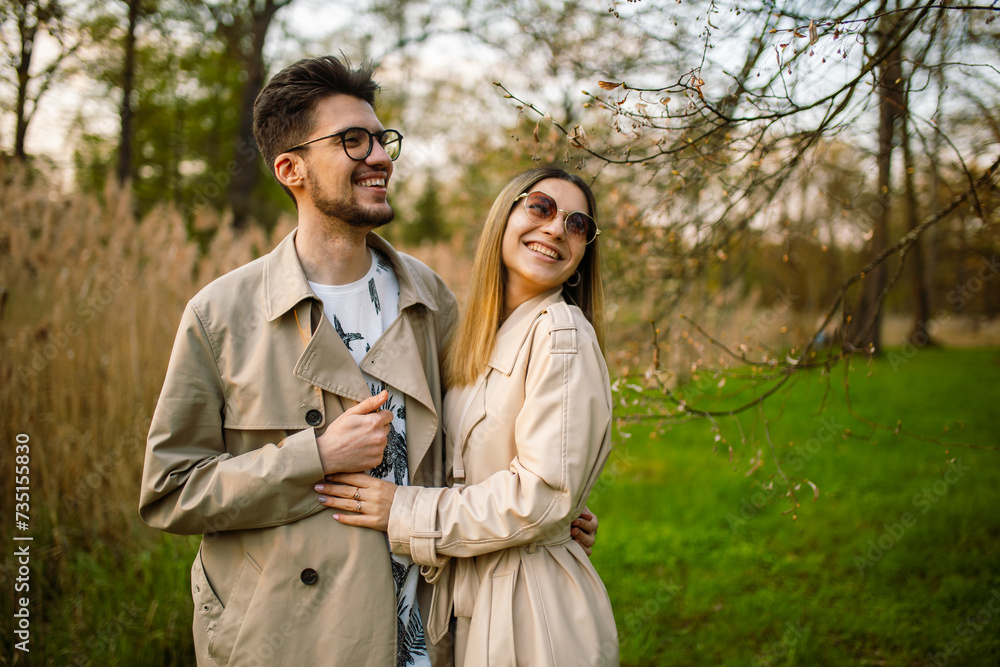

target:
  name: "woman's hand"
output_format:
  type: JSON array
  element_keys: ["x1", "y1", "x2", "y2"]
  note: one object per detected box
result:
[
  {"x1": 316, "y1": 472, "x2": 397, "y2": 532},
  {"x1": 571, "y1": 510, "x2": 599, "y2": 557}
]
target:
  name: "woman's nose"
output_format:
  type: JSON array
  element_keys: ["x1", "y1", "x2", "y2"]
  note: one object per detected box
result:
[{"x1": 540, "y1": 213, "x2": 566, "y2": 239}]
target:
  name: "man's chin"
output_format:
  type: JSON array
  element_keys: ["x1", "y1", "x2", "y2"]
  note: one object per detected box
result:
[
  {"x1": 315, "y1": 196, "x2": 395, "y2": 230},
  {"x1": 347, "y1": 206, "x2": 394, "y2": 230}
]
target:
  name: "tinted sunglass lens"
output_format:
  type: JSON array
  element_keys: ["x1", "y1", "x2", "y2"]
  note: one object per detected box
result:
[
  {"x1": 525, "y1": 193, "x2": 557, "y2": 222},
  {"x1": 568, "y1": 213, "x2": 598, "y2": 243},
  {"x1": 565, "y1": 214, "x2": 588, "y2": 242}
]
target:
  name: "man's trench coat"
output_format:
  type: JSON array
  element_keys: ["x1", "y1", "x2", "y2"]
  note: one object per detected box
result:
[{"x1": 139, "y1": 229, "x2": 458, "y2": 666}]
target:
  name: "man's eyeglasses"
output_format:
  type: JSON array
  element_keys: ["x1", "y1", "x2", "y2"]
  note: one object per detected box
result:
[
  {"x1": 514, "y1": 191, "x2": 601, "y2": 245},
  {"x1": 284, "y1": 127, "x2": 403, "y2": 161}
]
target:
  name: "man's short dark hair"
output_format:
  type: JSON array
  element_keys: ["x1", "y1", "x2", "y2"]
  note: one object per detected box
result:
[{"x1": 252, "y1": 55, "x2": 380, "y2": 202}]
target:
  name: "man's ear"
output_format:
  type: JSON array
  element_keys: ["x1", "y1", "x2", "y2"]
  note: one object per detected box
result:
[{"x1": 274, "y1": 152, "x2": 305, "y2": 190}]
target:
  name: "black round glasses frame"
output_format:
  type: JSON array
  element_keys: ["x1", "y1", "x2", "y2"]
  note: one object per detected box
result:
[{"x1": 283, "y1": 127, "x2": 403, "y2": 161}]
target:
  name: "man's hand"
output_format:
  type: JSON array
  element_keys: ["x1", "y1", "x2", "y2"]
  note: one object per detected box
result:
[
  {"x1": 315, "y1": 391, "x2": 393, "y2": 474},
  {"x1": 316, "y1": 472, "x2": 396, "y2": 532},
  {"x1": 571, "y1": 510, "x2": 599, "y2": 557}
]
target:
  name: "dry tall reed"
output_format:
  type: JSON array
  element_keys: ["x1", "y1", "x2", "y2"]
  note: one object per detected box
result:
[{"x1": 0, "y1": 169, "x2": 289, "y2": 562}]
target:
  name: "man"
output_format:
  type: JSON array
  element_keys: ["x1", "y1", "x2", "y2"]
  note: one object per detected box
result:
[{"x1": 139, "y1": 55, "x2": 596, "y2": 667}]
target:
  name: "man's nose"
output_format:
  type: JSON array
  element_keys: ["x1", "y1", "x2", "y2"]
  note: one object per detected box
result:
[{"x1": 365, "y1": 139, "x2": 393, "y2": 167}]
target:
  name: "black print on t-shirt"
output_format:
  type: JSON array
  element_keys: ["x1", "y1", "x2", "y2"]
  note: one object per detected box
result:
[
  {"x1": 369, "y1": 427, "x2": 407, "y2": 485},
  {"x1": 333, "y1": 314, "x2": 363, "y2": 351},
  {"x1": 391, "y1": 559, "x2": 427, "y2": 666},
  {"x1": 381, "y1": 424, "x2": 408, "y2": 485},
  {"x1": 391, "y1": 557, "x2": 408, "y2": 596},
  {"x1": 369, "y1": 278, "x2": 381, "y2": 315},
  {"x1": 368, "y1": 383, "x2": 408, "y2": 485},
  {"x1": 397, "y1": 596, "x2": 427, "y2": 667}
]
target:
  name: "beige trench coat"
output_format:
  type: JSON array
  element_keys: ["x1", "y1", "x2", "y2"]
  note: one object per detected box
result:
[
  {"x1": 139, "y1": 230, "x2": 458, "y2": 666},
  {"x1": 388, "y1": 289, "x2": 619, "y2": 666}
]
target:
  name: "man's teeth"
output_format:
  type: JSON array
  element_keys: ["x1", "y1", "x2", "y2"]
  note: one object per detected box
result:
[
  {"x1": 358, "y1": 178, "x2": 385, "y2": 187},
  {"x1": 527, "y1": 242, "x2": 560, "y2": 259}
]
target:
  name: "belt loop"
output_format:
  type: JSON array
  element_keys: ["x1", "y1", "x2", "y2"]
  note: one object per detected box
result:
[{"x1": 527, "y1": 541, "x2": 537, "y2": 554}]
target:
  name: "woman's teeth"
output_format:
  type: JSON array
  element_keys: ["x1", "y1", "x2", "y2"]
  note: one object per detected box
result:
[{"x1": 527, "y1": 242, "x2": 560, "y2": 259}]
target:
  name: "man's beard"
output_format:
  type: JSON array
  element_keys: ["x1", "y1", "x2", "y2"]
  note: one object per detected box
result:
[{"x1": 307, "y1": 172, "x2": 395, "y2": 229}]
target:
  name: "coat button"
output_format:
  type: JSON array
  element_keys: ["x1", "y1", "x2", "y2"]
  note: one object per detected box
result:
[
  {"x1": 305, "y1": 409, "x2": 322, "y2": 426},
  {"x1": 300, "y1": 568, "x2": 318, "y2": 585}
]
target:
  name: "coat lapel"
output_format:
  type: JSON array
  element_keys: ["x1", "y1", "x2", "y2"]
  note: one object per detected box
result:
[
  {"x1": 363, "y1": 312, "x2": 439, "y2": 480},
  {"x1": 264, "y1": 228, "x2": 445, "y2": 480},
  {"x1": 488, "y1": 288, "x2": 564, "y2": 375},
  {"x1": 293, "y1": 302, "x2": 371, "y2": 403},
  {"x1": 262, "y1": 229, "x2": 313, "y2": 323}
]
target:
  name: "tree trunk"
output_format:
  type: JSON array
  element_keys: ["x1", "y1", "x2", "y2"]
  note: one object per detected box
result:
[
  {"x1": 117, "y1": 0, "x2": 140, "y2": 185},
  {"x1": 14, "y1": 9, "x2": 37, "y2": 160},
  {"x1": 925, "y1": 37, "x2": 947, "y2": 325},
  {"x1": 845, "y1": 18, "x2": 905, "y2": 355},
  {"x1": 901, "y1": 89, "x2": 934, "y2": 347},
  {"x1": 228, "y1": 0, "x2": 278, "y2": 229}
]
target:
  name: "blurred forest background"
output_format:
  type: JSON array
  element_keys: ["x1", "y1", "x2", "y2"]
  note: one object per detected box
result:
[{"x1": 1, "y1": 0, "x2": 998, "y2": 664}]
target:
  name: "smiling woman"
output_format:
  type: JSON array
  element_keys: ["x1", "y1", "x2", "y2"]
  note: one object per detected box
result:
[
  {"x1": 318, "y1": 166, "x2": 619, "y2": 666},
  {"x1": 447, "y1": 166, "x2": 605, "y2": 387},
  {"x1": 501, "y1": 177, "x2": 595, "y2": 318}
]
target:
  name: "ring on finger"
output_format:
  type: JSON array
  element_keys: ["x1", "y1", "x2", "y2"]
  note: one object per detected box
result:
[
  {"x1": 357, "y1": 500, "x2": 362, "y2": 513},
  {"x1": 353, "y1": 488, "x2": 360, "y2": 501}
]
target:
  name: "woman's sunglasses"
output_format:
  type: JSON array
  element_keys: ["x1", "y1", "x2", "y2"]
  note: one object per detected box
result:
[{"x1": 514, "y1": 191, "x2": 601, "y2": 245}]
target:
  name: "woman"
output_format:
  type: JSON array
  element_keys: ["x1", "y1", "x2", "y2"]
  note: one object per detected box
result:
[{"x1": 316, "y1": 166, "x2": 618, "y2": 666}]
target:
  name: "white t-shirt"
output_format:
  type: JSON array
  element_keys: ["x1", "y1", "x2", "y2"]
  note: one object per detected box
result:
[{"x1": 309, "y1": 248, "x2": 429, "y2": 666}]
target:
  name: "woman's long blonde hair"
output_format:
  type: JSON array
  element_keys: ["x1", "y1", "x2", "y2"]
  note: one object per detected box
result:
[{"x1": 445, "y1": 166, "x2": 606, "y2": 388}]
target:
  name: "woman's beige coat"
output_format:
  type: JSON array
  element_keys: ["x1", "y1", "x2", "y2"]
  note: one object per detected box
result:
[{"x1": 389, "y1": 289, "x2": 619, "y2": 666}]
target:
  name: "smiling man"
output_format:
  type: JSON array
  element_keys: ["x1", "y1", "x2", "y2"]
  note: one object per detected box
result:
[{"x1": 139, "y1": 57, "x2": 457, "y2": 666}]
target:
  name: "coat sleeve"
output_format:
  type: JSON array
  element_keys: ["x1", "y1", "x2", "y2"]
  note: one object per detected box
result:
[
  {"x1": 388, "y1": 310, "x2": 611, "y2": 565},
  {"x1": 138, "y1": 302, "x2": 326, "y2": 535}
]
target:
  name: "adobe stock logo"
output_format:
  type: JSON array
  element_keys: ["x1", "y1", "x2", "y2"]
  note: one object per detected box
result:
[
  {"x1": 853, "y1": 459, "x2": 971, "y2": 574},
  {"x1": 923, "y1": 589, "x2": 1000, "y2": 667},
  {"x1": 887, "y1": 255, "x2": 998, "y2": 372}
]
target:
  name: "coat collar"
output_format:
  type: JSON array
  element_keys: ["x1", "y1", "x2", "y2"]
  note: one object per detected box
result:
[
  {"x1": 262, "y1": 228, "x2": 442, "y2": 322},
  {"x1": 488, "y1": 287, "x2": 564, "y2": 375}
]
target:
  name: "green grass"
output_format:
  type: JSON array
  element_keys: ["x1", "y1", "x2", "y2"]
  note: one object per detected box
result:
[
  {"x1": 590, "y1": 348, "x2": 1000, "y2": 666},
  {"x1": 5, "y1": 530, "x2": 200, "y2": 666},
  {"x1": 7, "y1": 349, "x2": 998, "y2": 665}
]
